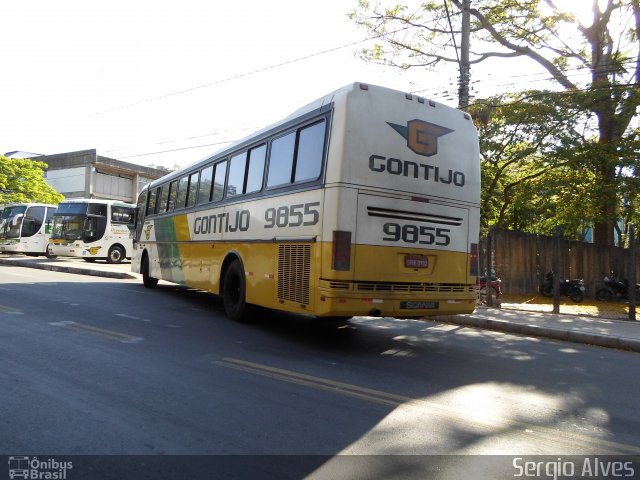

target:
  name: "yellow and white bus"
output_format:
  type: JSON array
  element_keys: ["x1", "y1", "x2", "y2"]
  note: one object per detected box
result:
[
  {"x1": 132, "y1": 82, "x2": 480, "y2": 321},
  {"x1": 0, "y1": 203, "x2": 58, "y2": 257},
  {"x1": 49, "y1": 198, "x2": 136, "y2": 263}
]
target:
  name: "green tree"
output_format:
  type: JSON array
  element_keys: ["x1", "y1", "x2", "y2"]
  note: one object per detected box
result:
[
  {"x1": 470, "y1": 89, "x2": 640, "y2": 243},
  {"x1": 350, "y1": 0, "x2": 640, "y2": 245},
  {"x1": 471, "y1": 90, "x2": 590, "y2": 238},
  {"x1": 0, "y1": 155, "x2": 64, "y2": 204}
]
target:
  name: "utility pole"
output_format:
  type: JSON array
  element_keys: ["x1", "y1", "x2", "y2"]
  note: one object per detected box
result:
[
  {"x1": 630, "y1": 225, "x2": 636, "y2": 321},
  {"x1": 458, "y1": 0, "x2": 471, "y2": 110}
]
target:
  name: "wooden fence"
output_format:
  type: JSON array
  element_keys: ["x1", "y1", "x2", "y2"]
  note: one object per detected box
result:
[{"x1": 481, "y1": 228, "x2": 640, "y2": 298}]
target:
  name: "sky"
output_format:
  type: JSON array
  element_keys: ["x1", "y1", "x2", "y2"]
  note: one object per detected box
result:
[{"x1": 1, "y1": 0, "x2": 589, "y2": 170}]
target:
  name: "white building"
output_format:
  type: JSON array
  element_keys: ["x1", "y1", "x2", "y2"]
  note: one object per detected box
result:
[{"x1": 6, "y1": 149, "x2": 170, "y2": 203}]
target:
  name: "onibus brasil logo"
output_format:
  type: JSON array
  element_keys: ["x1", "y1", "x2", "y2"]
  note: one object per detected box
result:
[{"x1": 8, "y1": 456, "x2": 73, "y2": 479}]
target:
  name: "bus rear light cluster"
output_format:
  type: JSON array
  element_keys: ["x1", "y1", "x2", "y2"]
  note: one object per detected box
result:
[
  {"x1": 469, "y1": 243, "x2": 479, "y2": 277},
  {"x1": 332, "y1": 230, "x2": 352, "y2": 271}
]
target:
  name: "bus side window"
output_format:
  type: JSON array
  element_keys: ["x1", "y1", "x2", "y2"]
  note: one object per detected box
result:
[
  {"x1": 186, "y1": 172, "x2": 199, "y2": 208},
  {"x1": 212, "y1": 160, "x2": 227, "y2": 202},
  {"x1": 246, "y1": 144, "x2": 266, "y2": 194},
  {"x1": 88, "y1": 203, "x2": 107, "y2": 217},
  {"x1": 267, "y1": 131, "x2": 295, "y2": 188},
  {"x1": 136, "y1": 190, "x2": 148, "y2": 239},
  {"x1": 197, "y1": 166, "x2": 213, "y2": 205},
  {"x1": 167, "y1": 180, "x2": 178, "y2": 211},
  {"x1": 46, "y1": 206, "x2": 56, "y2": 229},
  {"x1": 295, "y1": 120, "x2": 325, "y2": 182},
  {"x1": 227, "y1": 153, "x2": 246, "y2": 198},
  {"x1": 22, "y1": 206, "x2": 45, "y2": 237},
  {"x1": 159, "y1": 184, "x2": 170, "y2": 213},
  {"x1": 112, "y1": 206, "x2": 134, "y2": 224},
  {"x1": 176, "y1": 176, "x2": 189, "y2": 209},
  {"x1": 147, "y1": 187, "x2": 159, "y2": 216}
]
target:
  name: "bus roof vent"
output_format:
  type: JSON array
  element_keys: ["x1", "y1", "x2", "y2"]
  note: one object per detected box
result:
[
  {"x1": 359, "y1": 83, "x2": 369, "y2": 90},
  {"x1": 405, "y1": 94, "x2": 412, "y2": 100},
  {"x1": 429, "y1": 100, "x2": 436, "y2": 107}
]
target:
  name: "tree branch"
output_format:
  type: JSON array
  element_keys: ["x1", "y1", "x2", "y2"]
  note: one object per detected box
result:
[{"x1": 450, "y1": 0, "x2": 578, "y2": 90}]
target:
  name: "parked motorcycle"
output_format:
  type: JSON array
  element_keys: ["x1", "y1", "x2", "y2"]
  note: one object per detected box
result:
[
  {"x1": 596, "y1": 272, "x2": 640, "y2": 302},
  {"x1": 539, "y1": 271, "x2": 585, "y2": 302},
  {"x1": 476, "y1": 269, "x2": 502, "y2": 305}
]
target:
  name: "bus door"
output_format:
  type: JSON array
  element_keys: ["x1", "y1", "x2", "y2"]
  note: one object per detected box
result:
[{"x1": 21, "y1": 205, "x2": 46, "y2": 252}]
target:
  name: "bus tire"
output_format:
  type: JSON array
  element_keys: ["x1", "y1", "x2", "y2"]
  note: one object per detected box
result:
[
  {"x1": 45, "y1": 245, "x2": 57, "y2": 259},
  {"x1": 223, "y1": 260, "x2": 247, "y2": 322},
  {"x1": 142, "y1": 255, "x2": 158, "y2": 288},
  {"x1": 107, "y1": 245, "x2": 125, "y2": 264}
]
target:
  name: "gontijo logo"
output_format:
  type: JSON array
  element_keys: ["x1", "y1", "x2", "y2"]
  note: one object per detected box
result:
[
  {"x1": 369, "y1": 119, "x2": 465, "y2": 188},
  {"x1": 387, "y1": 119, "x2": 453, "y2": 157}
]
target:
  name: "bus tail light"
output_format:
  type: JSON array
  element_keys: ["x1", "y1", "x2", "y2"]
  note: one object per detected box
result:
[
  {"x1": 469, "y1": 242, "x2": 479, "y2": 276},
  {"x1": 332, "y1": 231, "x2": 352, "y2": 271}
]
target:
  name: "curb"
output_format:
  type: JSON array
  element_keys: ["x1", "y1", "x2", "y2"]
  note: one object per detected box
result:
[
  {"x1": 436, "y1": 314, "x2": 640, "y2": 353},
  {"x1": 0, "y1": 258, "x2": 137, "y2": 280}
]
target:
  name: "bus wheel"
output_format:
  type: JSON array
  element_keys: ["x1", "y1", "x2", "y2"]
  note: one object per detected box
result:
[
  {"x1": 107, "y1": 245, "x2": 125, "y2": 264},
  {"x1": 142, "y1": 256, "x2": 158, "y2": 288},
  {"x1": 223, "y1": 260, "x2": 247, "y2": 322},
  {"x1": 45, "y1": 245, "x2": 57, "y2": 259}
]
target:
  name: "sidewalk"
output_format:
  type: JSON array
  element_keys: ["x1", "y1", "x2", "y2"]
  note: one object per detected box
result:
[
  {"x1": 2, "y1": 253, "x2": 639, "y2": 352},
  {"x1": 0, "y1": 254, "x2": 138, "y2": 280},
  {"x1": 437, "y1": 305, "x2": 640, "y2": 353}
]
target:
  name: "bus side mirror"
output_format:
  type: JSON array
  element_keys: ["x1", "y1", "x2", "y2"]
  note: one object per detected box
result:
[
  {"x1": 11, "y1": 214, "x2": 24, "y2": 226},
  {"x1": 83, "y1": 217, "x2": 98, "y2": 240}
]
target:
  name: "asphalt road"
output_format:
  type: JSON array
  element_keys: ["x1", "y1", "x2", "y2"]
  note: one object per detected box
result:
[{"x1": 2, "y1": 265, "x2": 640, "y2": 477}]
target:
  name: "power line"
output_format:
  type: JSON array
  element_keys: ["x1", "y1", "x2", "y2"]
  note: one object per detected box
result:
[
  {"x1": 92, "y1": 27, "x2": 414, "y2": 117},
  {"x1": 116, "y1": 140, "x2": 239, "y2": 160}
]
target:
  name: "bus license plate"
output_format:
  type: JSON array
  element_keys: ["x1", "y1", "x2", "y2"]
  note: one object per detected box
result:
[
  {"x1": 401, "y1": 301, "x2": 439, "y2": 310},
  {"x1": 405, "y1": 255, "x2": 428, "y2": 268}
]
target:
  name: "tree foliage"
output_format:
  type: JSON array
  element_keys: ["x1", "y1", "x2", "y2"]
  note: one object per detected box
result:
[
  {"x1": 470, "y1": 89, "x2": 640, "y2": 242},
  {"x1": 0, "y1": 155, "x2": 64, "y2": 205},
  {"x1": 350, "y1": 0, "x2": 640, "y2": 245}
]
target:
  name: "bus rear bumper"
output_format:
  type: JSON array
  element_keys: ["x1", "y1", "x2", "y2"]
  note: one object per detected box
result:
[{"x1": 315, "y1": 291, "x2": 477, "y2": 318}]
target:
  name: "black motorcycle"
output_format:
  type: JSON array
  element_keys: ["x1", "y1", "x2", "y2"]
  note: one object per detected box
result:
[
  {"x1": 596, "y1": 272, "x2": 640, "y2": 302},
  {"x1": 539, "y1": 271, "x2": 585, "y2": 302}
]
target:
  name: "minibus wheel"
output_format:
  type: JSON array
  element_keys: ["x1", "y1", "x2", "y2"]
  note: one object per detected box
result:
[{"x1": 107, "y1": 245, "x2": 125, "y2": 264}]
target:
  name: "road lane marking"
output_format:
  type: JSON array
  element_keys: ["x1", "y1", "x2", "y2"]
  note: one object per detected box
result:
[
  {"x1": 216, "y1": 357, "x2": 408, "y2": 407},
  {"x1": 115, "y1": 313, "x2": 152, "y2": 323},
  {"x1": 216, "y1": 357, "x2": 640, "y2": 455},
  {"x1": 0, "y1": 304, "x2": 23, "y2": 314},
  {"x1": 49, "y1": 320, "x2": 143, "y2": 343}
]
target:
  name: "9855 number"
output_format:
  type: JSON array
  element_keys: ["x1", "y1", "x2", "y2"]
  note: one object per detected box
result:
[
  {"x1": 264, "y1": 202, "x2": 320, "y2": 228},
  {"x1": 383, "y1": 223, "x2": 451, "y2": 246}
]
